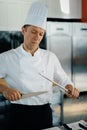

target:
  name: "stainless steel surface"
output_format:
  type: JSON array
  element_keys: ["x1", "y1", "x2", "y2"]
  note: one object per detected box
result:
[
  {"x1": 63, "y1": 92, "x2": 87, "y2": 124},
  {"x1": 21, "y1": 91, "x2": 47, "y2": 99},
  {"x1": 72, "y1": 23, "x2": 87, "y2": 92},
  {"x1": 47, "y1": 22, "x2": 72, "y2": 80},
  {"x1": 46, "y1": 22, "x2": 72, "y2": 126},
  {"x1": 47, "y1": 22, "x2": 87, "y2": 92},
  {"x1": 46, "y1": 22, "x2": 87, "y2": 126}
]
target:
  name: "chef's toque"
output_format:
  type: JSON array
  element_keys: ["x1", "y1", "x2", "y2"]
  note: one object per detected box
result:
[{"x1": 23, "y1": 2, "x2": 48, "y2": 30}]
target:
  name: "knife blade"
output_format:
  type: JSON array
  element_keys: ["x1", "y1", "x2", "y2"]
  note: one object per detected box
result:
[
  {"x1": 21, "y1": 91, "x2": 48, "y2": 99},
  {"x1": 39, "y1": 73, "x2": 71, "y2": 94}
]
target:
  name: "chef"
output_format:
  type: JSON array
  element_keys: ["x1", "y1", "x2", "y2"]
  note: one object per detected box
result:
[{"x1": 0, "y1": 1, "x2": 79, "y2": 130}]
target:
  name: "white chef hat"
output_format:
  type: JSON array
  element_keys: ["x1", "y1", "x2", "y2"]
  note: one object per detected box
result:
[{"x1": 23, "y1": 2, "x2": 48, "y2": 30}]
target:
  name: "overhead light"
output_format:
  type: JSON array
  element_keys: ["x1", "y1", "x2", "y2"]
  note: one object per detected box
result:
[{"x1": 60, "y1": 0, "x2": 70, "y2": 14}]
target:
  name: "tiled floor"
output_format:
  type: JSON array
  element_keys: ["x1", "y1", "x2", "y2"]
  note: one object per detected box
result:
[{"x1": 63, "y1": 92, "x2": 87, "y2": 124}]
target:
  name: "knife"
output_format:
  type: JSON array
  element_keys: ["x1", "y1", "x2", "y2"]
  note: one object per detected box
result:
[
  {"x1": 63, "y1": 123, "x2": 72, "y2": 130},
  {"x1": 79, "y1": 123, "x2": 87, "y2": 130},
  {"x1": 21, "y1": 91, "x2": 48, "y2": 99},
  {"x1": 1, "y1": 91, "x2": 48, "y2": 100},
  {"x1": 39, "y1": 73, "x2": 71, "y2": 94}
]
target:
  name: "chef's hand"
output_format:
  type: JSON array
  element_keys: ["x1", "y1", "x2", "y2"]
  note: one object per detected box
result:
[
  {"x1": 65, "y1": 84, "x2": 80, "y2": 98},
  {"x1": 2, "y1": 87, "x2": 22, "y2": 101}
]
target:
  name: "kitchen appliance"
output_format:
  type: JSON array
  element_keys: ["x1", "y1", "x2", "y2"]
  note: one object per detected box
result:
[
  {"x1": 72, "y1": 23, "x2": 87, "y2": 92},
  {"x1": 47, "y1": 21, "x2": 72, "y2": 80},
  {"x1": 46, "y1": 22, "x2": 73, "y2": 126}
]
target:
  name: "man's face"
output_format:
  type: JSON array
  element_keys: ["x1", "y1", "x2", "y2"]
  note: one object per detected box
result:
[{"x1": 22, "y1": 25, "x2": 45, "y2": 51}]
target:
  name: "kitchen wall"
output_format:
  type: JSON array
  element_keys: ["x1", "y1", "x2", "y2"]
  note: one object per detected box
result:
[
  {"x1": 0, "y1": 0, "x2": 38, "y2": 31},
  {"x1": 44, "y1": 0, "x2": 82, "y2": 19},
  {"x1": 0, "y1": 0, "x2": 83, "y2": 31}
]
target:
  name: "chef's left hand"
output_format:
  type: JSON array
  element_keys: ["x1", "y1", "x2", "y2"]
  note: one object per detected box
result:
[{"x1": 65, "y1": 84, "x2": 80, "y2": 98}]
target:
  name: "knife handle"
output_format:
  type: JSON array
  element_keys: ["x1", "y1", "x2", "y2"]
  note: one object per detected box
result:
[
  {"x1": 67, "y1": 89, "x2": 79, "y2": 99},
  {"x1": 79, "y1": 123, "x2": 87, "y2": 130},
  {"x1": 67, "y1": 89, "x2": 72, "y2": 94},
  {"x1": 63, "y1": 123, "x2": 72, "y2": 130}
]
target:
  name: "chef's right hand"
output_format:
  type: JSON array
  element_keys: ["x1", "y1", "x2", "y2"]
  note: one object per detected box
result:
[{"x1": 2, "y1": 87, "x2": 22, "y2": 101}]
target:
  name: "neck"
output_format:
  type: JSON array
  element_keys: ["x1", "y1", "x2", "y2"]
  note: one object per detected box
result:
[{"x1": 22, "y1": 44, "x2": 38, "y2": 56}]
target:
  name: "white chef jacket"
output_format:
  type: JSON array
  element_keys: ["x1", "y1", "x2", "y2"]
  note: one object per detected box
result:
[{"x1": 0, "y1": 44, "x2": 73, "y2": 105}]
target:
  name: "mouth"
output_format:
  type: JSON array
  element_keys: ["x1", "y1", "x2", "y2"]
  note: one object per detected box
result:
[{"x1": 32, "y1": 40, "x2": 39, "y2": 45}]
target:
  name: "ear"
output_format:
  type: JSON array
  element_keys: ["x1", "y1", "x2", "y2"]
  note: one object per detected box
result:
[{"x1": 21, "y1": 26, "x2": 25, "y2": 35}]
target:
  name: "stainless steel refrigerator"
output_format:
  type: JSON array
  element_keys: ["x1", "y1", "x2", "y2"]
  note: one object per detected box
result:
[
  {"x1": 46, "y1": 21, "x2": 87, "y2": 126},
  {"x1": 72, "y1": 23, "x2": 87, "y2": 92},
  {"x1": 46, "y1": 22, "x2": 73, "y2": 126}
]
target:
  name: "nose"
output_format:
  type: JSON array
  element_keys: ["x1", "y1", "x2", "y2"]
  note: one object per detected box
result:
[
  {"x1": 34, "y1": 33, "x2": 40, "y2": 40},
  {"x1": 36, "y1": 33, "x2": 40, "y2": 38}
]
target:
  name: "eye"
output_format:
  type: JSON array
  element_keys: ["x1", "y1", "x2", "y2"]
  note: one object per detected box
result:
[
  {"x1": 31, "y1": 30, "x2": 36, "y2": 34},
  {"x1": 40, "y1": 33, "x2": 44, "y2": 37}
]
